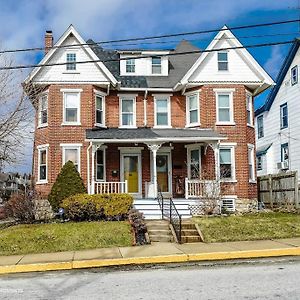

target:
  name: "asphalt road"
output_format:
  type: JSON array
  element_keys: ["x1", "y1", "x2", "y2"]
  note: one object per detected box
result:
[{"x1": 0, "y1": 259, "x2": 300, "y2": 299}]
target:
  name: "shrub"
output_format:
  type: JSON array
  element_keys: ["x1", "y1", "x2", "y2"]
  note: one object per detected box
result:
[
  {"x1": 128, "y1": 208, "x2": 148, "y2": 245},
  {"x1": 48, "y1": 161, "x2": 86, "y2": 211},
  {"x1": 61, "y1": 193, "x2": 133, "y2": 221}
]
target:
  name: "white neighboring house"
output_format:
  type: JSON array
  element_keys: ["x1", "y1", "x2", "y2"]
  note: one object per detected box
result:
[{"x1": 255, "y1": 39, "x2": 300, "y2": 177}]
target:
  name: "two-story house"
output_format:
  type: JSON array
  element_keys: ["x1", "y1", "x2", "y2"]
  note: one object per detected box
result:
[
  {"x1": 255, "y1": 39, "x2": 300, "y2": 177},
  {"x1": 24, "y1": 25, "x2": 273, "y2": 212}
]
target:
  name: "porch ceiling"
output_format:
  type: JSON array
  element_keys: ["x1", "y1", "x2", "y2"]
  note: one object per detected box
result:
[{"x1": 86, "y1": 127, "x2": 226, "y2": 143}]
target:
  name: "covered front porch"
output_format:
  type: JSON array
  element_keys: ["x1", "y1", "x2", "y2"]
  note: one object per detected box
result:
[{"x1": 86, "y1": 128, "x2": 226, "y2": 199}]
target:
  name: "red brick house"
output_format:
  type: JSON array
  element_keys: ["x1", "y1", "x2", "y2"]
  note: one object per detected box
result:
[{"x1": 24, "y1": 25, "x2": 273, "y2": 213}]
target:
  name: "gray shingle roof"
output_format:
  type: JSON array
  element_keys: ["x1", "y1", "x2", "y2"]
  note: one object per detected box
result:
[
  {"x1": 86, "y1": 128, "x2": 225, "y2": 141},
  {"x1": 88, "y1": 40, "x2": 201, "y2": 88}
]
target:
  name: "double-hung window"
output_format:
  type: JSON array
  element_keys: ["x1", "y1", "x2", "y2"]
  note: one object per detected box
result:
[
  {"x1": 218, "y1": 52, "x2": 228, "y2": 71},
  {"x1": 152, "y1": 57, "x2": 162, "y2": 74},
  {"x1": 280, "y1": 103, "x2": 288, "y2": 129},
  {"x1": 120, "y1": 97, "x2": 136, "y2": 127},
  {"x1": 38, "y1": 94, "x2": 48, "y2": 127},
  {"x1": 216, "y1": 90, "x2": 234, "y2": 124},
  {"x1": 257, "y1": 115, "x2": 264, "y2": 138},
  {"x1": 62, "y1": 89, "x2": 81, "y2": 125},
  {"x1": 219, "y1": 145, "x2": 235, "y2": 180},
  {"x1": 126, "y1": 59, "x2": 135, "y2": 73},
  {"x1": 66, "y1": 53, "x2": 76, "y2": 71},
  {"x1": 154, "y1": 96, "x2": 170, "y2": 127},
  {"x1": 248, "y1": 144, "x2": 255, "y2": 182},
  {"x1": 246, "y1": 93, "x2": 253, "y2": 126},
  {"x1": 37, "y1": 145, "x2": 48, "y2": 183},
  {"x1": 95, "y1": 94, "x2": 105, "y2": 126},
  {"x1": 291, "y1": 66, "x2": 298, "y2": 85},
  {"x1": 61, "y1": 144, "x2": 81, "y2": 172},
  {"x1": 96, "y1": 149, "x2": 105, "y2": 181},
  {"x1": 186, "y1": 93, "x2": 199, "y2": 126}
]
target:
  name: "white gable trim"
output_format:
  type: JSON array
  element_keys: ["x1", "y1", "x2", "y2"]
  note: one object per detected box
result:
[
  {"x1": 177, "y1": 26, "x2": 274, "y2": 88},
  {"x1": 25, "y1": 25, "x2": 117, "y2": 85}
]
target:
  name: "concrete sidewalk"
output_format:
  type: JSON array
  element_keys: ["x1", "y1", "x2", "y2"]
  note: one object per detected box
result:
[{"x1": 1, "y1": 238, "x2": 300, "y2": 275}]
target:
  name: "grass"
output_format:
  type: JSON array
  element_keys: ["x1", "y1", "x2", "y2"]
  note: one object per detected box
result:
[
  {"x1": 193, "y1": 212, "x2": 300, "y2": 243},
  {"x1": 0, "y1": 221, "x2": 132, "y2": 256}
]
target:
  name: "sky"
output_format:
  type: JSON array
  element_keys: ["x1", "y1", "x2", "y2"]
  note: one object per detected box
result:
[{"x1": 0, "y1": 0, "x2": 299, "y2": 173}]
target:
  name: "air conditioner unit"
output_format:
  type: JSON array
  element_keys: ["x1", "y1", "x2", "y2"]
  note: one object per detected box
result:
[{"x1": 277, "y1": 161, "x2": 289, "y2": 170}]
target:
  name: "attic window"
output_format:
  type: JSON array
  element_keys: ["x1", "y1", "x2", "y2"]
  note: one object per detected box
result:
[
  {"x1": 218, "y1": 52, "x2": 228, "y2": 71},
  {"x1": 66, "y1": 53, "x2": 76, "y2": 70},
  {"x1": 126, "y1": 59, "x2": 135, "y2": 73},
  {"x1": 291, "y1": 66, "x2": 298, "y2": 85},
  {"x1": 152, "y1": 57, "x2": 162, "y2": 74}
]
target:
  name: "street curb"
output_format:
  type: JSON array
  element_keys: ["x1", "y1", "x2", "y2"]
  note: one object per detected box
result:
[{"x1": 0, "y1": 248, "x2": 300, "y2": 275}]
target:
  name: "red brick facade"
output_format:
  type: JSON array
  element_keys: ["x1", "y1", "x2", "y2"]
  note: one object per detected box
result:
[{"x1": 33, "y1": 83, "x2": 257, "y2": 203}]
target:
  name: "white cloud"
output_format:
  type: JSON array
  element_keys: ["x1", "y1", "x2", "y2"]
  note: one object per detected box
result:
[{"x1": 264, "y1": 45, "x2": 285, "y2": 79}]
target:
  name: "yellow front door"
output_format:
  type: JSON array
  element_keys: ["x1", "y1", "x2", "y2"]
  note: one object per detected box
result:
[{"x1": 123, "y1": 155, "x2": 139, "y2": 193}]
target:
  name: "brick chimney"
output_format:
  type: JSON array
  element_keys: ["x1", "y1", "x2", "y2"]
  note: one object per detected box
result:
[{"x1": 44, "y1": 30, "x2": 53, "y2": 55}]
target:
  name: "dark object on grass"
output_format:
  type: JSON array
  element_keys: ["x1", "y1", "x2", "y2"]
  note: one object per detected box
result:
[{"x1": 128, "y1": 208, "x2": 148, "y2": 245}]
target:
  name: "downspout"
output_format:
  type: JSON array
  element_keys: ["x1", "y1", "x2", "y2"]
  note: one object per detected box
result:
[
  {"x1": 144, "y1": 89, "x2": 148, "y2": 127},
  {"x1": 87, "y1": 142, "x2": 92, "y2": 194},
  {"x1": 106, "y1": 83, "x2": 110, "y2": 95}
]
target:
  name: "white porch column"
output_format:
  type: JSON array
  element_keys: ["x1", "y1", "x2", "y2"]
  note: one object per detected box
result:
[
  {"x1": 211, "y1": 141, "x2": 220, "y2": 181},
  {"x1": 91, "y1": 143, "x2": 103, "y2": 194},
  {"x1": 146, "y1": 143, "x2": 162, "y2": 197}
]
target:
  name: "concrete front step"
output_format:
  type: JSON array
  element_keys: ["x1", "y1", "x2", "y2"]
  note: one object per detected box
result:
[
  {"x1": 181, "y1": 236, "x2": 202, "y2": 243},
  {"x1": 148, "y1": 234, "x2": 174, "y2": 242},
  {"x1": 181, "y1": 229, "x2": 199, "y2": 236}
]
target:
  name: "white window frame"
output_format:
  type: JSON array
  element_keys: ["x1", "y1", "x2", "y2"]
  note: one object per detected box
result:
[
  {"x1": 219, "y1": 143, "x2": 236, "y2": 182},
  {"x1": 214, "y1": 89, "x2": 235, "y2": 125},
  {"x1": 248, "y1": 144, "x2": 255, "y2": 183},
  {"x1": 257, "y1": 115, "x2": 264, "y2": 139},
  {"x1": 185, "y1": 91, "x2": 200, "y2": 127},
  {"x1": 291, "y1": 65, "x2": 298, "y2": 85},
  {"x1": 61, "y1": 89, "x2": 82, "y2": 126},
  {"x1": 152, "y1": 57, "x2": 162, "y2": 74},
  {"x1": 217, "y1": 51, "x2": 228, "y2": 71},
  {"x1": 126, "y1": 59, "x2": 135, "y2": 73},
  {"x1": 95, "y1": 146, "x2": 107, "y2": 181},
  {"x1": 37, "y1": 144, "x2": 49, "y2": 184},
  {"x1": 153, "y1": 94, "x2": 171, "y2": 128},
  {"x1": 246, "y1": 93, "x2": 253, "y2": 126},
  {"x1": 94, "y1": 90, "x2": 106, "y2": 127},
  {"x1": 38, "y1": 92, "x2": 48, "y2": 128},
  {"x1": 60, "y1": 143, "x2": 82, "y2": 173},
  {"x1": 119, "y1": 94, "x2": 137, "y2": 128},
  {"x1": 66, "y1": 52, "x2": 76, "y2": 71},
  {"x1": 186, "y1": 144, "x2": 202, "y2": 179}
]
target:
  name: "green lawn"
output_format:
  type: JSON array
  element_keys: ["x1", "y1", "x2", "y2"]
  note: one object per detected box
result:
[
  {"x1": 0, "y1": 221, "x2": 132, "y2": 256},
  {"x1": 194, "y1": 212, "x2": 300, "y2": 243}
]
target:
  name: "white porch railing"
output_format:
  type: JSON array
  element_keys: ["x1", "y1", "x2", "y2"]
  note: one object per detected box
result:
[
  {"x1": 185, "y1": 178, "x2": 220, "y2": 199},
  {"x1": 94, "y1": 180, "x2": 128, "y2": 194}
]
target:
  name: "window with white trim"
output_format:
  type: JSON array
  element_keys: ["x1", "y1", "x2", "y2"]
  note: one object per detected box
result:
[
  {"x1": 246, "y1": 93, "x2": 253, "y2": 126},
  {"x1": 188, "y1": 148, "x2": 201, "y2": 179},
  {"x1": 37, "y1": 146, "x2": 48, "y2": 183},
  {"x1": 120, "y1": 97, "x2": 135, "y2": 127},
  {"x1": 248, "y1": 145, "x2": 255, "y2": 182},
  {"x1": 152, "y1": 57, "x2": 161, "y2": 74},
  {"x1": 62, "y1": 145, "x2": 81, "y2": 172},
  {"x1": 280, "y1": 103, "x2": 288, "y2": 129},
  {"x1": 96, "y1": 149, "x2": 105, "y2": 181},
  {"x1": 218, "y1": 52, "x2": 228, "y2": 71},
  {"x1": 66, "y1": 53, "x2": 76, "y2": 70},
  {"x1": 257, "y1": 115, "x2": 264, "y2": 138},
  {"x1": 216, "y1": 92, "x2": 233, "y2": 124},
  {"x1": 95, "y1": 94, "x2": 105, "y2": 126},
  {"x1": 186, "y1": 93, "x2": 199, "y2": 126},
  {"x1": 126, "y1": 59, "x2": 135, "y2": 73},
  {"x1": 154, "y1": 97, "x2": 170, "y2": 127},
  {"x1": 257, "y1": 155, "x2": 263, "y2": 171},
  {"x1": 63, "y1": 92, "x2": 81, "y2": 124},
  {"x1": 219, "y1": 146, "x2": 235, "y2": 180},
  {"x1": 291, "y1": 65, "x2": 298, "y2": 85},
  {"x1": 281, "y1": 143, "x2": 289, "y2": 164},
  {"x1": 38, "y1": 94, "x2": 48, "y2": 126}
]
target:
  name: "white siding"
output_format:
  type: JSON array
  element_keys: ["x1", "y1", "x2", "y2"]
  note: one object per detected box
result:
[
  {"x1": 34, "y1": 36, "x2": 110, "y2": 83},
  {"x1": 190, "y1": 38, "x2": 262, "y2": 83},
  {"x1": 256, "y1": 47, "x2": 300, "y2": 178}
]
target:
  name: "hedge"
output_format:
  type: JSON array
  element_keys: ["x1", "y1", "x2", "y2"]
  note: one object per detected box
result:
[{"x1": 61, "y1": 193, "x2": 133, "y2": 221}]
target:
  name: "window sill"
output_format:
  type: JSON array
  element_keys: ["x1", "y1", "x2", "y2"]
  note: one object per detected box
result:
[
  {"x1": 216, "y1": 122, "x2": 236, "y2": 126},
  {"x1": 185, "y1": 123, "x2": 201, "y2": 128},
  {"x1": 94, "y1": 124, "x2": 107, "y2": 128},
  {"x1": 61, "y1": 122, "x2": 82, "y2": 126},
  {"x1": 62, "y1": 71, "x2": 80, "y2": 74},
  {"x1": 220, "y1": 179, "x2": 237, "y2": 183},
  {"x1": 153, "y1": 125, "x2": 172, "y2": 129},
  {"x1": 119, "y1": 126, "x2": 137, "y2": 129},
  {"x1": 280, "y1": 126, "x2": 288, "y2": 130},
  {"x1": 247, "y1": 124, "x2": 255, "y2": 128},
  {"x1": 36, "y1": 180, "x2": 48, "y2": 185},
  {"x1": 37, "y1": 124, "x2": 48, "y2": 129},
  {"x1": 249, "y1": 180, "x2": 256, "y2": 184}
]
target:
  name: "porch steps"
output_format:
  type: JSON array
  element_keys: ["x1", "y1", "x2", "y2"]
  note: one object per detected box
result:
[
  {"x1": 180, "y1": 221, "x2": 203, "y2": 243},
  {"x1": 146, "y1": 220, "x2": 174, "y2": 243}
]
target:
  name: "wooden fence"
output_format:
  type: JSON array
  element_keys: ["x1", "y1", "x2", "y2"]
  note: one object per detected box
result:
[{"x1": 257, "y1": 171, "x2": 299, "y2": 209}]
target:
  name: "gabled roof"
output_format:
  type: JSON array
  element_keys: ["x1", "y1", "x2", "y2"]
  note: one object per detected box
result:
[
  {"x1": 24, "y1": 25, "x2": 118, "y2": 85},
  {"x1": 177, "y1": 26, "x2": 274, "y2": 91},
  {"x1": 88, "y1": 39, "x2": 201, "y2": 88},
  {"x1": 255, "y1": 39, "x2": 300, "y2": 116}
]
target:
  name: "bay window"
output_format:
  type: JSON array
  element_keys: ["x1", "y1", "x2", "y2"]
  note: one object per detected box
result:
[
  {"x1": 61, "y1": 144, "x2": 82, "y2": 172},
  {"x1": 38, "y1": 94, "x2": 48, "y2": 127}
]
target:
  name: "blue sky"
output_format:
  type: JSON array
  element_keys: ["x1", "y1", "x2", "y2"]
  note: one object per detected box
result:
[{"x1": 0, "y1": 0, "x2": 298, "y2": 173}]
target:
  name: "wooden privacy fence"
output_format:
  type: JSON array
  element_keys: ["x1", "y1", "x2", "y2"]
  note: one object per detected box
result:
[{"x1": 257, "y1": 171, "x2": 299, "y2": 209}]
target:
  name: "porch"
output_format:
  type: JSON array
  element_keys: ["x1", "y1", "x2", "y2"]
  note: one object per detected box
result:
[{"x1": 86, "y1": 127, "x2": 226, "y2": 199}]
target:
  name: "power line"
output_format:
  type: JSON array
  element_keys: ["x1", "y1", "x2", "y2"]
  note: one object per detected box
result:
[
  {"x1": 0, "y1": 19, "x2": 298, "y2": 55},
  {"x1": 1, "y1": 39, "x2": 294, "y2": 71}
]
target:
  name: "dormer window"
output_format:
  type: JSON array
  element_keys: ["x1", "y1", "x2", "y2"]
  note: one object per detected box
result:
[
  {"x1": 152, "y1": 57, "x2": 161, "y2": 74},
  {"x1": 218, "y1": 52, "x2": 228, "y2": 71},
  {"x1": 66, "y1": 53, "x2": 76, "y2": 70},
  {"x1": 126, "y1": 59, "x2": 135, "y2": 73}
]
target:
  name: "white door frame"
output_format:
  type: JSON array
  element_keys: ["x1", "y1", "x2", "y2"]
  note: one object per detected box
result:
[{"x1": 120, "y1": 151, "x2": 142, "y2": 197}]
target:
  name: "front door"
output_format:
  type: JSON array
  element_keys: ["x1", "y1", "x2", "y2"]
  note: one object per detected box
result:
[
  {"x1": 122, "y1": 154, "x2": 140, "y2": 194},
  {"x1": 156, "y1": 153, "x2": 171, "y2": 194}
]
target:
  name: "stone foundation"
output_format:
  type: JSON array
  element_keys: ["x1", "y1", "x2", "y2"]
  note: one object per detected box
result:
[
  {"x1": 34, "y1": 199, "x2": 54, "y2": 221},
  {"x1": 235, "y1": 198, "x2": 258, "y2": 213}
]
